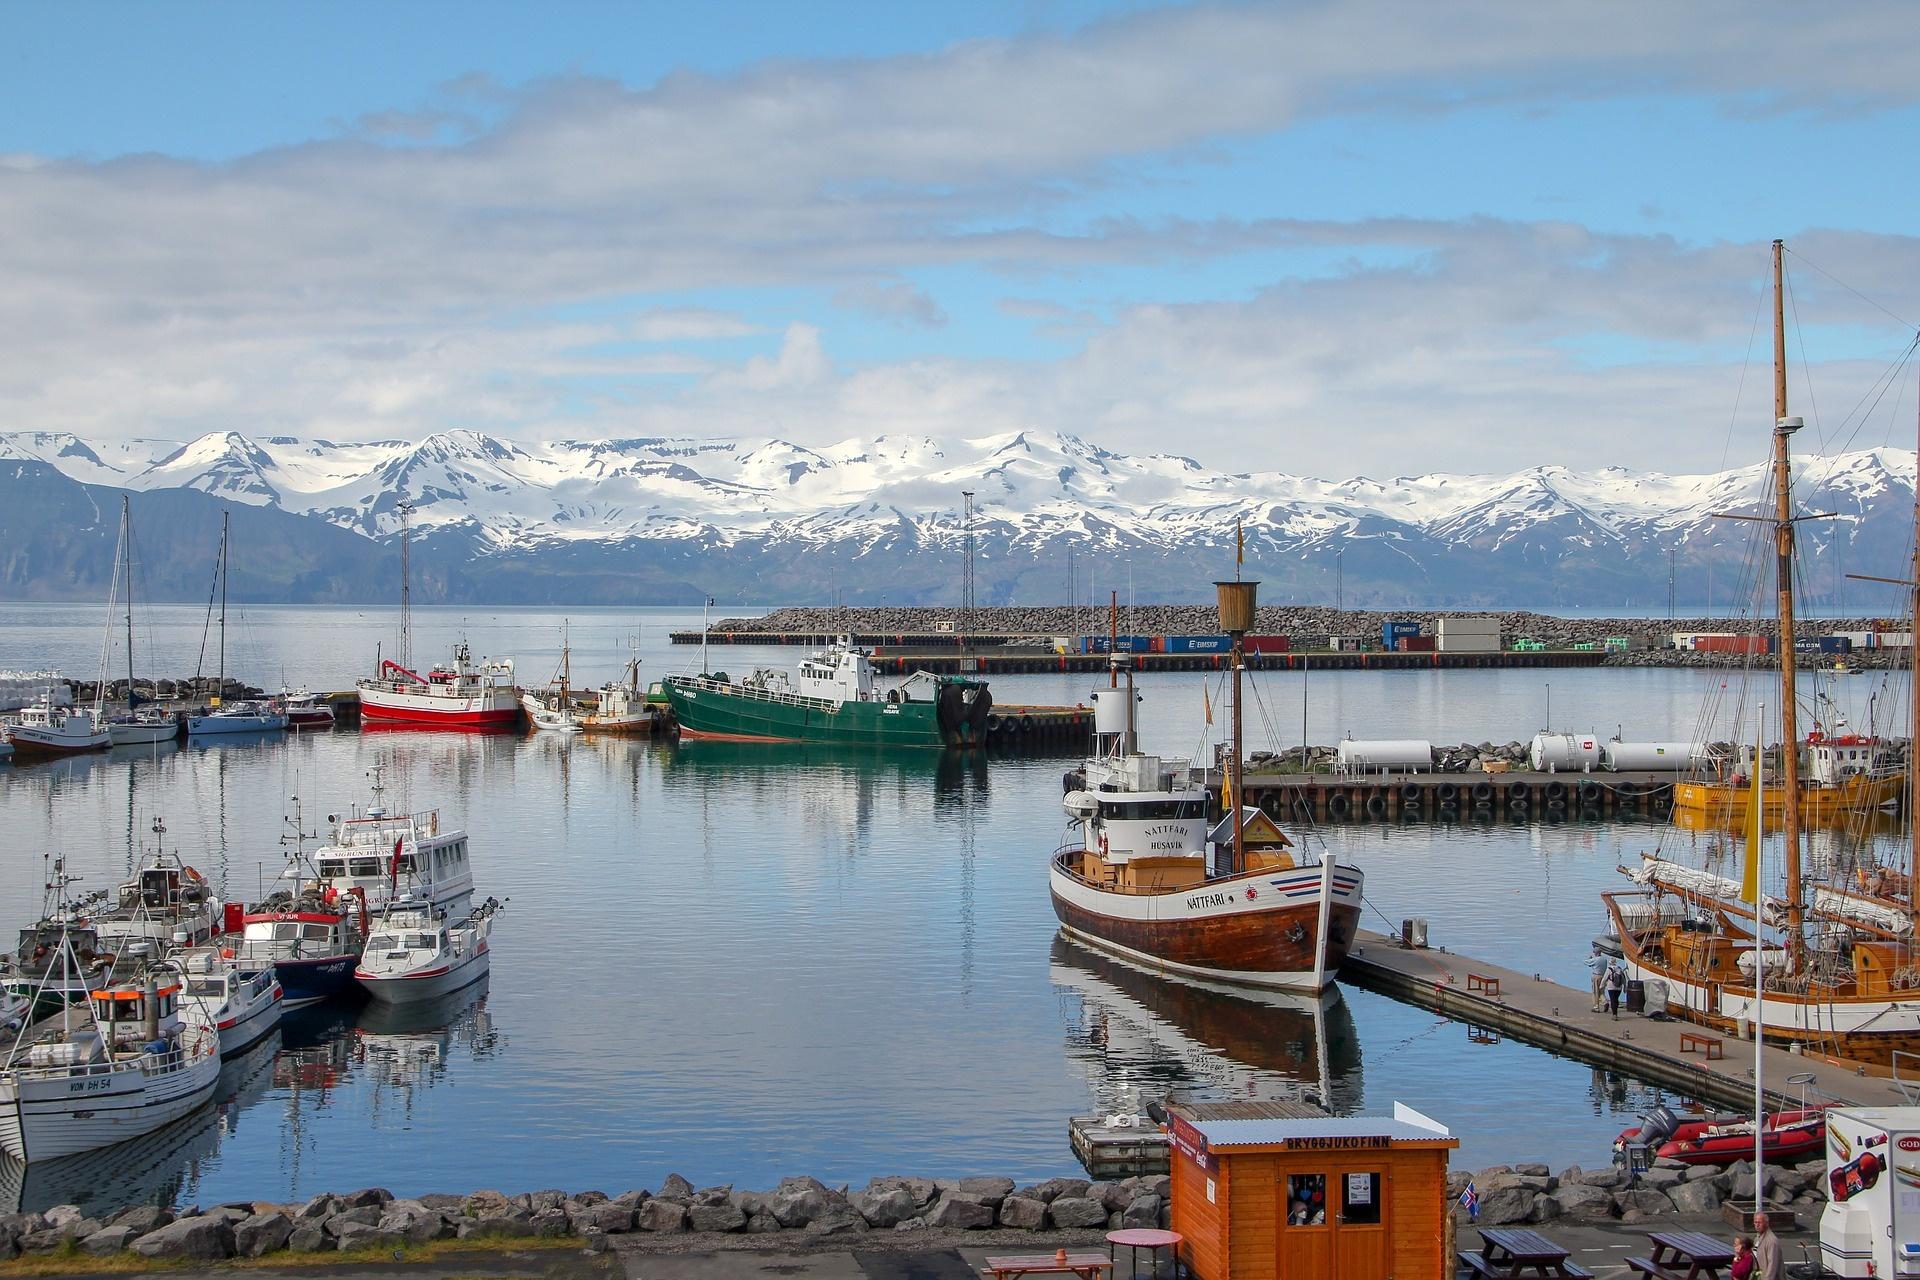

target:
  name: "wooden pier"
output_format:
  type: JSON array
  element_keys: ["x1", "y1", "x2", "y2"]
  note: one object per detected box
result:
[
  {"x1": 1240, "y1": 770, "x2": 1676, "y2": 824},
  {"x1": 1342, "y1": 929, "x2": 1912, "y2": 1113}
]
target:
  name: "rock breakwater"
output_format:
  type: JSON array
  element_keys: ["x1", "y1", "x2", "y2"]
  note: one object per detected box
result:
[{"x1": 1449, "y1": 1156, "x2": 1828, "y2": 1227}]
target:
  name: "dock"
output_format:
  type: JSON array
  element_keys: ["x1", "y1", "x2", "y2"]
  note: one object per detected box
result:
[
  {"x1": 1239, "y1": 770, "x2": 1676, "y2": 823},
  {"x1": 1342, "y1": 929, "x2": 1913, "y2": 1113}
]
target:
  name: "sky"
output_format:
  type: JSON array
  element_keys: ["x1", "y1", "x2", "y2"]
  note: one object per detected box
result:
[{"x1": 5, "y1": 0, "x2": 1920, "y2": 478}]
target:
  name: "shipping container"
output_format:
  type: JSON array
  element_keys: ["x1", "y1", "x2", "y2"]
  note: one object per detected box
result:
[
  {"x1": 1395, "y1": 636, "x2": 1436, "y2": 653},
  {"x1": 1244, "y1": 634, "x2": 1291, "y2": 654},
  {"x1": 1436, "y1": 615, "x2": 1501, "y2": 635},
  {"x1": 1080, "y1": 635, "x2": 1154, "y2": 654},
  {"x1": 1877, "y1": 631, "x2": 1913, "y2": 649},
  {"x1": 1163, "y1": 634, "x2": 1232, "y2": 654},
  {"x1": 1381, "y1": 620, "x2": 1421, "y2": 648},
  {"x1": 1840, "y1": 630, "x2": 1875, "y2": 649},
  {"x1": 1437, "y1": 637, "x2": 1500, "y2": 653},
  {"x1": 1693, "y1": 634, "x2": 1769, "y2": 655},
  {"x1": 1328, "y1": 635, "x2": 1368, "y2": 652}
]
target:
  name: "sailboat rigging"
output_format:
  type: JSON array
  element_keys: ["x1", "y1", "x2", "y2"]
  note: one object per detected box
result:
[{"x1": 187, "y1": 511, "x2": 288, "y2": 737}]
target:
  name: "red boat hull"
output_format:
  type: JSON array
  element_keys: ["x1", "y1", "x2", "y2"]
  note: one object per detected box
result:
[
  {"x1": 360, "y1": 704, "x2": 521, "y2": 729},
  {"x1": 1614, "y1": 1108, "x2": 1827, "y2": 1167}
]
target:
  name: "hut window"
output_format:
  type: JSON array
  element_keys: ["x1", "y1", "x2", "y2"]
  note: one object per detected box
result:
[
  {"x1": 1342, "y1": 1172, "x2": 1382, "y2": 1225},
  {"x1": 1285, "y1": 1174, "x2": 1326, "y2": 1226}
]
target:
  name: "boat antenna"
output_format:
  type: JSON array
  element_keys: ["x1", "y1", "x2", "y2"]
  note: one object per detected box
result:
[
  {"x1": 216, "y1": 510, "x2": 228, "y2": 706},
  {"x1": 962, "y1": 490, "x2": 975, "y2": 661},
  {"x1": 398, "y1": 500, "x2": 413, "y2": 674},
  {"x1": 1216, "y1": 575, "x2": 1259, "y2": 876},
  {"x1": 1108, "y1": 591, "x2": 1119, "y2": 690}
]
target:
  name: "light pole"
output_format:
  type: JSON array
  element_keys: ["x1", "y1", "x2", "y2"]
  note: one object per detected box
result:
[
  {"x1": 701, "y1": 595, "x2": 715, "y2": 676},
  {"x1": 961, "y1": 490, "x2": 975, "y2": 658}
]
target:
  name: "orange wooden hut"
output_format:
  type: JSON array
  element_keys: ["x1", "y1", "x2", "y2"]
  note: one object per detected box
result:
[{"x1": 1167, "y1": 1100, "x2": 1458, "y2": 1280}]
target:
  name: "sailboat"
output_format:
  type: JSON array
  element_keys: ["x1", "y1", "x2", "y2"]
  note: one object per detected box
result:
[
  {"x1": 1602, "y1": 240, "x2": 1920, "y2": 1063},
  {"x1": 105, "y1": 498, "x2": 179, "y2": 747},
  {"x1": 186, "y1": 512, "x2": 288, "y2": 737},
  {"x1": 1048, "y1": 577, "x2": 1363, "y2": 992},
  {"x1": 521, "y1": 625, "x2": 584, "y2": 733}
]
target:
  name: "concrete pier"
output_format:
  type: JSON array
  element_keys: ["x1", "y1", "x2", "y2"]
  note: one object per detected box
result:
[
  {"x1": 1241, "y1": 770, "x2": 1677, "y2": 823},
  {"x1": 1342, "y1": 929, "x2": 1911, "y2": 1112}
]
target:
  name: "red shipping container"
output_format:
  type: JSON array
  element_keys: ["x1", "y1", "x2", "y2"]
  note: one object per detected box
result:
[
  {"x1": 1245, "y1": 635, "x2": 1291, "y2": 654},
  {"x1": 1695, "y1": 634, "x2": 1768, "y2": 654},
  {"x1": 1396, "y1": 636, "x2": 1436, "y2": 653}
]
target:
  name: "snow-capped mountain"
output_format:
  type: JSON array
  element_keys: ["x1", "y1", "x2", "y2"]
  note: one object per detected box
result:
[{"x1": 1, "y1": 427, "x2": 1913, "y2": 607}]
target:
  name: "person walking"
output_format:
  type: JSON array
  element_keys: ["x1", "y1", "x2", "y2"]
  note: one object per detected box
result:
[
  {"x1": 1753, "y1": 1212, "x2": 1784, "y2": 1280},
  {"x1": 1729, "y1": 1234, "x2": 1755, "y2": 1279},
  {"x1": 1585, "y1": 945, "x2": 1608, "y2": 1013},
  {"x1": 1604, "y1": 959, "x2": 1626, "y2": 1018}
]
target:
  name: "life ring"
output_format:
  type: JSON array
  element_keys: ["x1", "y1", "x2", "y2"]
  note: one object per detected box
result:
[
  {"x1": 1328, "y1": 793, "x2": 1353, "y2": 819},
  {"x1": 1364, "y1": 793, "x2": 1387, "y2": 818}
]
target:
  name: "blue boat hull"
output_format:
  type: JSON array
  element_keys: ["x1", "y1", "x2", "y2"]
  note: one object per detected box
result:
[{"x1": 274, "y1": 954, "x2": 359, "y2": 1006}]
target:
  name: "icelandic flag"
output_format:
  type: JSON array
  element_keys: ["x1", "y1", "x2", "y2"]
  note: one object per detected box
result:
[{"x1": 1459, "y1": 1181, "x2": 1479, "y2": 1222}]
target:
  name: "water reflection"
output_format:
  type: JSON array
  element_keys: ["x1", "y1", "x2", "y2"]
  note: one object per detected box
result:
[
  {"x1": 0, "y1": 1033, "x2": 279, "y2": 1215},
  {"x1": 1051, "y1": 934, "x2": 1362, "y2": 1116}
]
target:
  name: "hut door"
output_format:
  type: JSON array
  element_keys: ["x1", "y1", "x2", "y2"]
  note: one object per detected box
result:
[
  {"x1": 1275, "y1": 1171, "x2": 1331, "y2": 1277},
  {"x1": 1332, "y1": 1166, "x2": 1389, "y2": 1279}
]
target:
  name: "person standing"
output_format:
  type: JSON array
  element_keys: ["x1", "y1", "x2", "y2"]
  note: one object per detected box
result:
[
  {"x1": 1604, "y1": 959, "x2": 1626, "y2": 1018},
  {"x1": 1586, "y1": 945, "x2": 1608, "y2": 1013},
  {"x1": 1753, "y1": 1212, "x2": 1785, "y2": 1280},
  {"x1": 1729, "y1": 1234, "x2": 1754, "y2": 1279}
]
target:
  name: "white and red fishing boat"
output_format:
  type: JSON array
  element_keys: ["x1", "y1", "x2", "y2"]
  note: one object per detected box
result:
[
  {"x1": 1048, "y1": 580, "x2": 1363, "y2": 993},
  {"x1": 355, "y1": 896, "x2": 501, "y2": 1004},
  {"x1": 358, "y1": 645, "x2": 519, "y2": 729},
  {"x1": 2, "y1": 695, "x2": 108, "y2": 758}
]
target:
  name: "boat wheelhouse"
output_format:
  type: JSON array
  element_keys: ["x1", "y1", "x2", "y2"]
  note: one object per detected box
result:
[
  {"x1": 355, "y1": 896, "x2": 501, "y2": 1004},
  {"x1": 91, "y1": 833, "x2": 221, "y2": 954},
  {"x1": 310, "y1": 774, "x2": 473, "y2": 912}
]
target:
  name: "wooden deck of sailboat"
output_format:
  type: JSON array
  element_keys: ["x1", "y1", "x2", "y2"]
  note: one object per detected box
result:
[{"x1": 1342, "y1": 929, "x2": 1915, "y2": 1113}]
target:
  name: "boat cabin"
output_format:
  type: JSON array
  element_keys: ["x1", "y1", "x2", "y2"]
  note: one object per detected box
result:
[
  {"x1": 1807, "y1": 733, "x2": 1892, "y2": 788},
  {"x1": 795, "y1": 639, "x2": 876, "y2": 704},
  {"x1": 314, "y1": 815, "x2": 473, "y2": 910},
  {"x1": 1168, "y1": 1099, "x2": 1457, "y2": 1280},
  {"x1": 87, "y1": 978, "x2": 183, "y2": 1046}
]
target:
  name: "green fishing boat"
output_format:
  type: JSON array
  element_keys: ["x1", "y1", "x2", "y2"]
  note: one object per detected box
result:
[{"x1": 662, "y1": 637, "x2": 991, "y2": 747}]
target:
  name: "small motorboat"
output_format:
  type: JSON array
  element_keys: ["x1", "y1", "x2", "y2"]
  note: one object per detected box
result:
[
  {"x1": 108, "y1": 708, "x2": 179, "y2": 746},
  {"x1": 187, "y1": 699, "x2": 289, "y2": 736},
  {"x1": 355, "y1": 897, "x2": 502, "y2": 1004},
  {"x1": 175, "y1": 947, "x2": 283, "y2": 1057},
  {"x1": 282, "y1": 688, "x2": 336, "y2": 729},
  {"x1": 1612, "y1": 1102, "x2": 1829, "y2": 1167},
  {"x1": 3, "y1": 695, "x2": 109, "y2": 758}
]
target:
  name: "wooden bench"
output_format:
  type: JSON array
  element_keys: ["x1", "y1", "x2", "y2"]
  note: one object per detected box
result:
[
  {"x1": 1459, "y1": 1251, "x2": 1595, "y2": 1279},
  {"x1": 1467, "y1": 973, "x2": 1502, "y2": 996},
  {"x1": 1678, "y1": 1032, "x2": 1723, "y2": 1060},
  {"x1": 984, "y1": 1254, "x2": 1114, "y2": 1280},
  {"x1": 1623, "y1": 1257, "x2": 1685, "y2": 1280}
]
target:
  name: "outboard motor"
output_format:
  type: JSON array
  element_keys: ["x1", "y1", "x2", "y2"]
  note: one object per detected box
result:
[{"x1": 1631, "y1": 1104, "x2": 1679, "y2": 1148}]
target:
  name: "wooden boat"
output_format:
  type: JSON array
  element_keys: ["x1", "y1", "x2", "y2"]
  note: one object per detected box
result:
[
  {"x1": 1602, "y1": 240, "x2": 1920, "y2": 1064},
  {"x1": 1049, "y1": 580, "x2": 1362, "y2": 992},
  {"x1": 581, "y1": 651, "x2": 661, "y2": 735}
]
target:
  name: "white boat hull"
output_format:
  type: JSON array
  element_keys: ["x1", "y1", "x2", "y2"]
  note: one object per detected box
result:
[
  {"x1": 521, "y1": 695, "x2": 582, "y2": 733},
  {"x1": 187, "y1": 712, "x2": 288, "y2": 736},
  {"x1": 211, "y1": 984, "x2": 283, "y2": 1057},
  {"x1": 0, "y1": 1035, "x2": 220, "y2": 1163},
  {"x1": 357, "y1": 943, "x2": 489, "y2": 1004},
  {"x1": 1624, "y1": 956, "x2": 1920, "y2": 1039},
  {"x1": 108, "y1": 720, "x2": 177, "y2": 746},
  {"x1": 4, "y1": 725, "x2": 109, "y2": 756}
]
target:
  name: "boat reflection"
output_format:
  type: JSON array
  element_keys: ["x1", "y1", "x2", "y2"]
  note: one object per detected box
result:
[
  {"x1": 273, "y1": 982, "x2": 500, "y2": 1113},
  {"x1": 0, "y1": 1032, "x2": 279, "y2": 1215},
  {"x1": 1050, "y1": 933, "x2": 1362, "y2": 1116},
  {"x1": 665, "y1": 738, "x2": 987, "y2": 788}
]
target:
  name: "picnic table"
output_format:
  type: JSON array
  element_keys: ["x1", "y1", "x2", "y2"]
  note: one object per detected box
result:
[
  {"x1": 983, "y1": 1251, "x2": 1114, "y2": 1280},
  {"x1": 1625, "y1": 1231, "x2": 1737, "y2": 1280},
  {"x1": 1460, "y1": 1226, "x2": 1595, "y2": 1278},
  {"x1": 1106, "y1": 1228, "x2": 1181, "y2": 1279}
]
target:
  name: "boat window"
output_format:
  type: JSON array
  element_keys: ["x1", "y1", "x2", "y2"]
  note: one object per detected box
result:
[
  {"x1": 1101, "y1": 799, "x2": 1203, "y2": 820},
  {"x1": 317, "y1": 859, "x2": 344, "y2": 877},
  {"x1": 350, "y1": 858, "x2": 381, "y2": 877},
  {"x1": 404, "y1": 933, "x2": 436, "y2": 950},
  {"x1": 1285, "y1": 1174, "x2": 1326, "y2": 1226},
  {"x1": 367, "y1": 934, "x2": 397, "y2": 950},
  {"x1": 273, "y1": 923, "x2": 300, "y2": 941},
  {"x1": 1342, "y1": 1173, "x2": 1382, "y2": 1225},
  {"x1": 302, "y1": 925, "x2": 333, "y2": 942},
  {"x1": 186, "y1": 978, "x2": 220, "y2": 997}
]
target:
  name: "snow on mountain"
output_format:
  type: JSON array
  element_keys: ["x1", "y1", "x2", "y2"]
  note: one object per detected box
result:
[{"x1": 5, "y1": 425, "x2": 1916, "y2": 605}]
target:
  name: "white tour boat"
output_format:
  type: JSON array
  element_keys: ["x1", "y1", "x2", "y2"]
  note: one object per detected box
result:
[
  {"x1": 175, "y1": 948, "x2": 283, "y2": 1057},
  {"x1": 311, "y1": 770, "x2": 475, "y2": 912},
  {"x1": 355, "y1": 897, "x2": 502, "y2": 1004},
  {"x1": 0, "y1": 940, "x2": 220, "y2": 1163}
]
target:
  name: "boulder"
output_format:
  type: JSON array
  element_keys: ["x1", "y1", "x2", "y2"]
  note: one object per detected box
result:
[
  {"x1": 998, "y1": 1196, "x2": 1048, "y2": 1230},
  {"x1": 404, "y1": 1215, "x2": 453, "y2": 1245},
  {"x1": 341, "y1": 1187, "x2": 394, "y2": 1209},
  {"x1": 1636, "y1": 1167, "x2": 1686, "y2": 1190},
  {"x1": 1047, "y1": 1196, "x2": 1111, "y2": 1230},
  {"x1": 1553, "y1": 1183, "x2": 1615, "y2": 1219},
  {"x1": 745, "y1": 1213, "x2": 783, "y2": 1234},
  {"x1": 526, "y1": 1189, "x2": 567, "y2": 1213},
  {"x1": 1526, "y1": 1195, "x2": 1563, "y2": 1223},
  {"x1": 638, "y1": 1199, "x2": 689, "y2": 1233},
  {"x1": 1615, "y1": 1189, "x2": 1674, "y2": 1216},
  {"x1": 472, "y1": 1209, "x2": 536, "y2": 1238},
  {"x1": 131, "y1": 1214, "x2": 237, "y2": 1261},
  {"x1": 333, "y1": 1221, "x2": 405, "y2": 1251},
  {"x1": 1475, "y1": 1187, "x2": 1538, "y2": 1227},
  {"x1": 1574, "y1": 1167, "x2": 1625, "y2": 1189},
  {"x1": 928, "y1": 1195, "x2": 997, "y2": 1230},
  {"x1": 958, "y1": 1176, "x2": 1015, "y2": 1207},
  {"x1": 852, "y1": 1185, "x2": 921, "y2": 1229},
  {"x1": 769, "y1": 1177, "x2": 846, "y2": 1228},
  {"x1": 287, "y1": 1223, "x2": 334, "y2": 1252},
  {"x1": 1514, "y1": 1163, "x2": 1552, "y2": 1178},
  {"x1": 1034, "y1": 1177, "x2": 1091, "y2": 1203},
  {"x1": 575, "y1": 1191, "x2": 611, "y2": 1207},
  {"x1": 586, "y1": 1203, "x2": 637, "y2": 1234},
  {"x1": 868, "y1": 1176, "x2": 939, "y2": 1207},
  {"x1": 1122, "y1": 1196, "x2": 1161, "y2": 1229},
  {"x1": 20, "y1": 1228, "x2": 75, "y2": 1252},
  {"x1": 531, "y1": 1208, "x2": 571, "y2": 1238},
  {"x1": 42, "y1": 1205, "x2": 85, "y2": 1230},
  {"x1": 81, "y1": 1225, "x2": 139, "y2": 1255},
  {"x1": 805, "y1": 1210, "x2": 869, "y2": 1237},
  {"x1": 660, "y1": 1173, "x2": 696, "y2": 1200},
  {"x1": 695, "y1": 1185, "x2": 734, "y2": 1207},
  {"x1": 1729, "y1": 1171, "x2": 1775, "y2": 1202},
  {"x1": 689, "y1": 1203, "x2": 748, "y2": 1233},
  {"x1": 234, "y1": 1211, "x2": 293, "y2": 1258},
  {"x1": 420, "y1": 1193, "x2": 468, "y2": 1212},
  {"x1": 325, "y1": 1205, "x2": 383, "y2": 1234},
  {"x1": 297, "y1": 1193, "x2": 342, "y2": 1222},
  {"x1": 1667, "y1": 1179, "x2": 1723, "y2": 1215},
  {"x1": 0, "y1": 1213, "x2": 44, "y2": 1238}
]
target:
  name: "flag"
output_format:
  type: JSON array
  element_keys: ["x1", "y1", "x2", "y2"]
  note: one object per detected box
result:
[
  {"x1": 1740, "y1": 743, "x2": 1763, "y2": 905},
  {"x1": 1235, "y1": 517, "x2": 1244, "y2": 568},
  {"x1": 390, "y1": 836, "x2": 403, "y2": 886},
  {"x1": 1459, "y1": 1181, "x2": 1479, "y2": 1222},
  {"x1": 1203, "y1": 684, "x2": 1213, "y2": 726}
]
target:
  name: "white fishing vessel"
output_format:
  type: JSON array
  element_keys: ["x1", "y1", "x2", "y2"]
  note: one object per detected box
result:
[
  {"x1": 187, "y1": 512, "x2": 287, "y2": 738},
  {"x1": 0, "y1": 937, "x2": 220, "y2": 1163},
  {"x1": 174, "y1": 948, "x2": 282, "y2": 1057},
  {"x1": 355, "y1": 897, "x2": 502, "y2": 1004},
  {"x1": 3, "y1": 693, "x2": 108, "y2": 758},
  {"x1": 581, "y1": 648, "x2": 661, "y2": 735},
  {"x1": 89, "y1": 823, "x2": 222, "y2": 954},
  {"x1": 310, "y1": 768, "x2": 475, "y2": 912},
  {"x1": 521, "y1": 623, "x2": 584, "y2": 733},
  {"x1": 1049, "y1": 581, "x2": 1363, "y2": 993}
]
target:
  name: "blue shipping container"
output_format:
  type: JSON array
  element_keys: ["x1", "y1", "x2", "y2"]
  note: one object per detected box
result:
[
  {"x1": 1164, "y1": 635, "x2": 1232, "y2": 654},
  {"x1": 1381, "y1": 621, "x2": 1420, "y2": 647},
  {"x1": 1082, "y1": 635, "x2": 1153, "y2": 654},
  {"x1": 1820, "y1": 636, "x2": 1852, "y2": 653}
]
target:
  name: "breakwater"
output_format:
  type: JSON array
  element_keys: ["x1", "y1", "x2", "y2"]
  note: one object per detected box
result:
[
  {"x1": 1446, "y1": 1155, "x2": 1828, "y2": 1227},
  {"x1": 0, "y1": 1174, "x2": 1171, "y2": 1262}
]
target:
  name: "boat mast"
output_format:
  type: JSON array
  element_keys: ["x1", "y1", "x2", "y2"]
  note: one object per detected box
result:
[
  {"x1": 1911, "y1": 378, "x2": 1920, "y2": 938},
  {"x1": 217, "y1": 510, "x2": 229, "y2": 703},
  {"x1": 1216, "y1": 563, "x2": 1257, "y2": 877},
  {"x1": 1108, "y1": 592, "x2": 1119, "y2": 690},
  {"x1": 1770, "y1": 239, "x2": 1807, "y2": 961},
  {"x1": 561, "y1": 621, "x2": 571, "y2": 708},
  {"x1": 122, "y1": 497, "x2": 135, "y2": 709},
  {"x1": 398, "y1": 501, "x2": 413, "y2": 673}
]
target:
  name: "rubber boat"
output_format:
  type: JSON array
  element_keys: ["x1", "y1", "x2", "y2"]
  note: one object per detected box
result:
[{"x1": 1612, "y1": 1102, "x2": 1828, "y2": 1167}]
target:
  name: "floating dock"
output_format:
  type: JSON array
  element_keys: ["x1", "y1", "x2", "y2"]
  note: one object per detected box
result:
[
  {"x1": 1239, "y1": 770, "x2": 1676, "y2": 823},
  {"x1": 1342, "y1": 929, "x2": 1912, "y2": 1113}
]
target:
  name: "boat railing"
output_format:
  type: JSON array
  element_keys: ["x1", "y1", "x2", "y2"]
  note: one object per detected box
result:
[{"x1": 667, "y1": 674, "x2": 839, "y2": 714}]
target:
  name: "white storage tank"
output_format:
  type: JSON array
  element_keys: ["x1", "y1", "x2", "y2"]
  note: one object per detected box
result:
[
  {"x1": 1335, "y1": 738, "x2": 1434, "y2": 773},
  {"x1": 1089, "y1": 688, "x2": 1137, "y2": 737},
  {"x1": 1529, "y1": 731, "x2": 1602, "y2": 771},
  {"x1": 1602, "y1": 740, "x2": 1706, "y2": 772}
]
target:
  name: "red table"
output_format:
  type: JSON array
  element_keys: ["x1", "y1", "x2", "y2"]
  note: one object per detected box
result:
[{"x1": 1107, "y1": 1228, "x2": 1183, "y2": 1280}]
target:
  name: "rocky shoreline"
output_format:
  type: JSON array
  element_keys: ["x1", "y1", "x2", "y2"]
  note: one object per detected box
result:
[
  {"x1": 0, "y1": 1173, "x2": 1170, "y2": 1263},
  {"x1": 1449, "y1": 1156, "x2": 1828, "y2": 1227}
]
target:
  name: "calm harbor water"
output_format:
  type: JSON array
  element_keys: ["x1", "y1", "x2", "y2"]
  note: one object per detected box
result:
[{"x1": 0, "y1": 603, "x2": 1907, "y2": 1211}]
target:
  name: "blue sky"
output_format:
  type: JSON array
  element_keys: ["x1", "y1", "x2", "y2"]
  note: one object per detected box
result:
[{"x1": 4, "y1": 2, "x2": 1920, "y2": 476}]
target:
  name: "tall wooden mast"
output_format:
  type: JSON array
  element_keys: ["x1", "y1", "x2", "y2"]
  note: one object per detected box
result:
[
  {"x1": 1215, "y1": 577, "x2": 1258, "y2": 877},
  {"x1": 1770, "y1": 239, "x2": 1807, "y2": 960}
]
